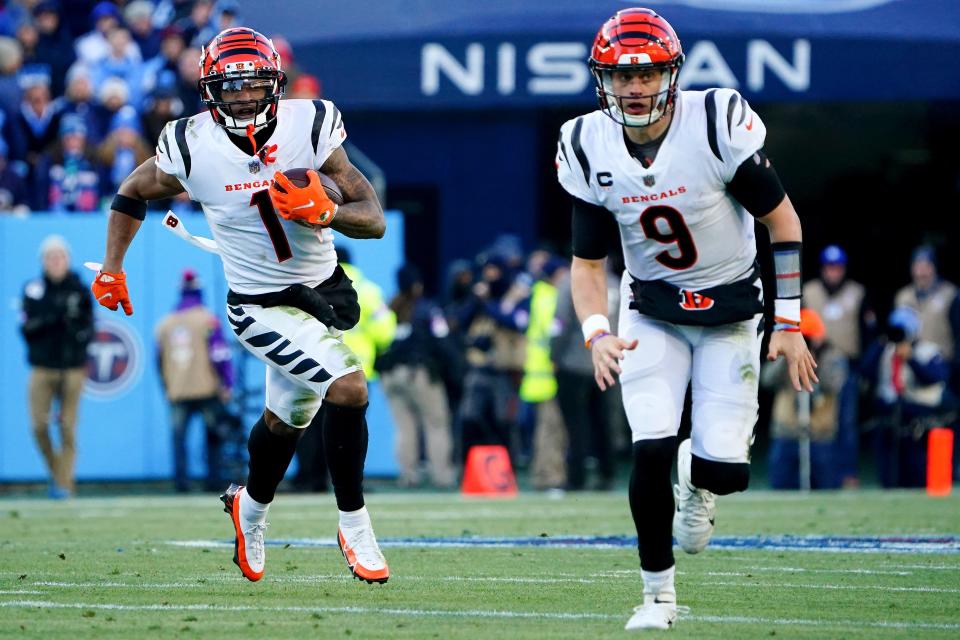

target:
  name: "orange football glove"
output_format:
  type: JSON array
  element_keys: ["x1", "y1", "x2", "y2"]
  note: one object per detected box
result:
[
  {"x1": 270, "y1": 170, "x2": 338, "y2": 226},
  {"x1": 91, "y1": 270, "x2": 133, "y2": 316}
]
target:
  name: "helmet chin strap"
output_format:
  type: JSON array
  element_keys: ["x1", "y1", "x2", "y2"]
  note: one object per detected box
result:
[
  {"x1": 244, "y1": 121, "x2": 278, "y2": 164},
  {"x1": 245, "y1": 123, "x2": 258, "y2": 155}
]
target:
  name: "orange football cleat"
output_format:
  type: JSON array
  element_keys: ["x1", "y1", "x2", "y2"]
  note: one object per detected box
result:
[
  {"x1": 338, "y1": 523, "x2": 389, "y2": 584},
  {"x1": 220, "y1": 483, "x2": 267, "y2": 582}
]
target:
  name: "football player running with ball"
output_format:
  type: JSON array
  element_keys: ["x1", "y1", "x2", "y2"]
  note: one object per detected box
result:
[
  {"x1": 558, "y1": 9, "x2": 817, "y2": 630},
  {"x1": 91, "y1": 28, "x2": 389, "y2": 584}
]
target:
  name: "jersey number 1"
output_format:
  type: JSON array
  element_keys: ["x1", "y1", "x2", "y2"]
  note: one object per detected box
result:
[
  {"x1": 250, "y1": 189, "x2": 293, "y2": 262},
  {"x1": 639, "y1": 206, "x2": 698, "y2": 270}
]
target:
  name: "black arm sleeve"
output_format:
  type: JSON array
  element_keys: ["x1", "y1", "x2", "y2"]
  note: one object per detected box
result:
[
  {"x1": 571, "y1": 197, "x2": 618, "y2": 260},
  {"x1": 726, "y1": 148, "x2": 787, "y2": 218}
]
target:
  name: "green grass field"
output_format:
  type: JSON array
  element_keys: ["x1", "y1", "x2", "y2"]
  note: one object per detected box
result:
[{"x1": 1, "y1": 490, "x2": 958, "y2": 638}]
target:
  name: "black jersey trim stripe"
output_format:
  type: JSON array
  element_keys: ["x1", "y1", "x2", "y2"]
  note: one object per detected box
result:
[
  {"x1": 737, "y1": 95, "x2": 748, "y2": 127},
  {"x1": 726, "y1": 92, "x2": 739, "y2": 137},
  {"x1": 174, "y1": 118, "x2": 191, "y2": 178},
  {"x1": 571, "y1": 118, "x2": 591, "y2": 185},
  {"x1": 704, "y1": 89, "x2": 722, "y2": 161},
  {"x1": 558, "y1": 139, "x2": 570, "y2": 165},
  {"x1": 160, "y1": 128, "x2": 171, "y2": 159},
  {"x1": 311, "y1": 100, "x2": 327, "y2": 153},
  {"x1": 330, "y1": 105, "x2": 342, "y2": 137},
  {"x1": 557, "y1": 130, "x2": 570, "y2": 165}
]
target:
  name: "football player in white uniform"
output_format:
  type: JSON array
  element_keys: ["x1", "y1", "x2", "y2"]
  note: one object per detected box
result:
[
  {"x1": 557, "y1": 9, "x2": 818, "y2": 630},
  {"x1": 91, "y1": 28, "x2": 389, "y2": 584}
]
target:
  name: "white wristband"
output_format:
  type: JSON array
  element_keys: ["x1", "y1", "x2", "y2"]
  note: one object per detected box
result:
[
  {"x1": 774, "y1": 299, "x2": 801, "y2": 324},
  {"x1": 581, "y1": 314, "x2": 611, "y2": 343}
]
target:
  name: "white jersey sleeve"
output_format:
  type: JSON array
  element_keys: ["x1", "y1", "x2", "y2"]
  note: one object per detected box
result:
[
  {"x1": 155, "y1": 118, "x2": 195, "y2": 197},
  {"x1": 156, "y1": 119, "x2": 185, "y2": 179},
  {"x1": 556, "y1": 117, "x2": 599, "y2": 205},
  {"x1": 707, "y1": 88, "x2": 766, "y2": 183},
  {"x1": 310, "y1": 99, "x2": 347, "y2": 169}
]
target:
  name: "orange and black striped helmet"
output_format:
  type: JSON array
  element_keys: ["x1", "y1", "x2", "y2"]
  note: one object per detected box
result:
[
  {"x1": 589, "y1": 8, "x2": 684, "y2": 127},
  {"x1": 198, "y1": 27, "x2": 287, "y2": 131}
]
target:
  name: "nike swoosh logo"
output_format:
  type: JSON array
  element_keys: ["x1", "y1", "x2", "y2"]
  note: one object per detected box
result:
[
  {"x1": 745, "y1": 114, "x2": 754, "y2": 131},
  {"x1": 709, "y1": 519, "x2": 715, "y2": 526},
  {"x1": 292, "y1": 200, "x2": 315, "y2": 211},
  {"x1": 98, "y1": 293, "x2": 113, "y2": 302}
]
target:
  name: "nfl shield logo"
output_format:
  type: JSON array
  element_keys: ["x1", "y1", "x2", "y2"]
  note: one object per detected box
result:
[
  {"x1": 248, "y1": 160, "x2": 261, "y2": 174},
  {"x1": 643, "y1": 174, "x2": 656, "y2": 187}
]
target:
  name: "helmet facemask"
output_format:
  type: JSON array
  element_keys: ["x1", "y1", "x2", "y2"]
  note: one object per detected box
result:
[
  {"x1": 591, "y1": 60, "x2": 682, "y2": 128},
  {"x1": 200, "y1": 71, "x2": 286, "y2": 132}
]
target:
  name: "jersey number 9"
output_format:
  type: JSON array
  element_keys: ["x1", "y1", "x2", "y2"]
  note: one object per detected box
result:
[{"x1": 639, "y1": 206, "x2": 698, "y2": 270}]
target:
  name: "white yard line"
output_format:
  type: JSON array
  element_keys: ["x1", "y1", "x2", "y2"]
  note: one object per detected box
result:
[
  {"x1": 26, "y1": 574, "x2": 954, "y2": 592},
  {"x1": 166, "y1": 534, "x2": 960, "y2": 554},
  {"x1": 30, "y1": 575, "x2": 600, "y2": 588},
  {"x1": 1, "y1": 599, "x2": 959, "y2": 631},
  {"x1": 704, "y1": 567, "x2": 915, "y2": 576},
  {"x1": 597, "y1": 567, "x2": 916, "y2": 577},
  {"x1": 707, "y1": 580, "x2": 960, "y2": 593},
  {"x1": 880, "y1": 563, "x2": 960, "y2": 571}
]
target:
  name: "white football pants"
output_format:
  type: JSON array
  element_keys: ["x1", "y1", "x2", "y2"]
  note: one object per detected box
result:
[
  {"x1": 226, "y1": 303, "x2": 361, "y2": 428},
  {"x1": 617, "y1": 272, "x2": 762, "y2": 463}
]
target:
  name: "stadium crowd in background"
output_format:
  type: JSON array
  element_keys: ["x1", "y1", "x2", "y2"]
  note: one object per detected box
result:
[{"x1": 0, "y1": 0, "x2": 317, "y2": 215}]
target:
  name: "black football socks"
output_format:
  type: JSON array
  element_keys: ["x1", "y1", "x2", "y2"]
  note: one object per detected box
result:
[
  {"x1": 245, "y1": 416, "x2": 302, "y2": 504},
  {"x1": 629, "y1": 436, "x2": 678, "y2": 572},
  {"x1": 322, "y1": 402, "x2": 369, "y2": 512}
]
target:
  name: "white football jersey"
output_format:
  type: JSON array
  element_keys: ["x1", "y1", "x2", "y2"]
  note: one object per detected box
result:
[
  {"x1": 156, "y1": 99, "x2": 347, "y2": 294},
  {"x1": 557, "y1": 89, "x2": 766, "y2": 290}
]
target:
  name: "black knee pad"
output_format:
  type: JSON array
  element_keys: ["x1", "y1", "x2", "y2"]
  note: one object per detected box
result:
[{"x1": 691, "y1": 455, "x2": 750, "y2": 495}]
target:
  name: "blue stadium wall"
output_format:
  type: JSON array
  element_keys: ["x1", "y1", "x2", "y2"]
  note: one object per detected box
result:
[{"x1": 0, "y1": 213, "x2": 404, "y2": 483}]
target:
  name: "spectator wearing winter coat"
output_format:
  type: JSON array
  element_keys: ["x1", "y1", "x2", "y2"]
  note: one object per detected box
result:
[
  {"x1": 19, "y1": 236, "x2": 94, "y2": 498},
  {"x1": 38, "y1": 114, "x2": 101, "y2": 212}
]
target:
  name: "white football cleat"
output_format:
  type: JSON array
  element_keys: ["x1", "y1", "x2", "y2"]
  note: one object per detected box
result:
[
  {"x1": 625, "y1": 593, "x2": 683, "y2": 631},
  {"x1": 673, "y1": 439, "x2": 716, "y2": 554},
  {"x1": 221, "y1": 483, "x2": 267, "y2": 581},
  {"x1": 338, "y1": 510, "x2": 389, "y2": 584}
]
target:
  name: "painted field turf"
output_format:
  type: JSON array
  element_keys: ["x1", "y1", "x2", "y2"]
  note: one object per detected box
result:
[{"x1": 1, "y1": 490, "x2": 958, "y2": 638}]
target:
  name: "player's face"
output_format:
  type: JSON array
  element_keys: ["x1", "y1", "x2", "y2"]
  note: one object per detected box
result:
[
  {"x1": 218, "y1": 78, "x2": 271, "y2": 121},
  {"x1": 609, "y1": 68, "x2": 666, "y2": 116}
]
